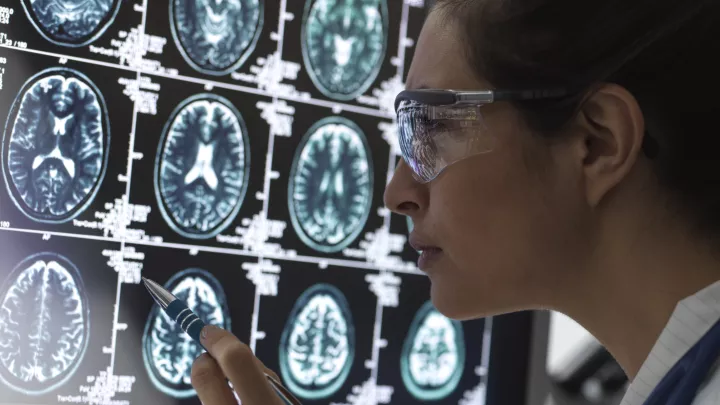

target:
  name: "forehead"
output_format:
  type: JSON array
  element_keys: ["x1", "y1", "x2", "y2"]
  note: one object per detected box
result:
[{"x1": 405, "y1": 10, "x2": 484, "y2": 91}]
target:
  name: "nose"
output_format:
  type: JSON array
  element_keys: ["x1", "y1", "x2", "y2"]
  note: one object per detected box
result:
[{"x1": 384, "y1": 158, "x2": 427, "y2": 218}]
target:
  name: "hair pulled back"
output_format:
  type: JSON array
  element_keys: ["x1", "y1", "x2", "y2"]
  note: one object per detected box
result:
[{"x1": 434, "y1": 0, "x2": 720, "y2": 235}]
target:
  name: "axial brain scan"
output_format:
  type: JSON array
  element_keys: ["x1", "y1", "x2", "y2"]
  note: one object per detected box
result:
[
  {"x1": 288, "y1": 117, "x2": 373, "y2": 253},
  {"x1": 154, "y1": 94, "x2": 250, "y2": 239},
  {"x1": 142, "y1": 268, "x2": 230, "y2": 398},
  {"x1": 20, "y1": 0, "x2": 121, "y2": 47},
  {"x1": 302, "y1": 0, "x2": 388, "y2": 100},
  {"x1": 171, "y1": 0, "x2": 264, "y2": 75},
  {"x1": 0, "y1": 252, "x2": 90, "y2": 395},
  {"x1": 279, "y1": 283, "x2": 355, "y2": 400},
  {"x1": 1, "y1": 68, "x2": 110, "y2": 223},
  {"x1": 401, "y1": 301, "x2": 466, "y2": 401}
]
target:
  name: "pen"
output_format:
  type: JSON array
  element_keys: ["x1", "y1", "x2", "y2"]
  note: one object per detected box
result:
[{"x1": 142, "y1": 276, "x2": 302, "y2": 405}]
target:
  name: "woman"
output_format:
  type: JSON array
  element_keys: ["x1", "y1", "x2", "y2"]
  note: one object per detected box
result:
[{"x1": 189, "y1": 0, "x2": 720, "y2": 404}]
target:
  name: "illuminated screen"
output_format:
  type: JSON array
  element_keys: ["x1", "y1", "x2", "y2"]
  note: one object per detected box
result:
[{"x1": 0, "y1": 1, "x2": 492, "y2": 404}]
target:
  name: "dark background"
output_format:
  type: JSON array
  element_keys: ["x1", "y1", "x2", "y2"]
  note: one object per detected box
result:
[
  {"x1": 267, "y1": 100, "x2": 390, "y2": 260},
  {"x1": 281, "y1": 0, "x2": 409, "y2": 107},
  {"x1": 377, "y1": 274, "x2": 488, "y2": 405},
  {"x1": 0, "y1": 51, "x2": 132, "y2": 236},
  {"x1": 4, "y1": 0, "x2": 139, "y2": 63},
  {"x1": 115, "y1": 245, "x2": 255, "y2": 405},
  {"x1": 254, "y1": 259, "x2": 377, "y2": 405},
  {"x1": 128, "y1": 75, "x2": 270, "y2": 247},
  {"x1": 141, "y1": 0, "x2": 281, "y2": 85},
  {"x1": 0, "y1": 231, "x2": 118, "y2": 404},
  {"x1": 0, "y1": 1, "x2": 541, "y2": 405}
]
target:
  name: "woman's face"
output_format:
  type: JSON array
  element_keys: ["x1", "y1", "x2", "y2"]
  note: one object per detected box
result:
[{"x1": 385, "y1": 10, "x2": 591, "y2": 320}]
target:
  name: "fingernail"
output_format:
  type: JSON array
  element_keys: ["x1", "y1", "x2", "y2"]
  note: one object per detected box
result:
[{"x1": 201, "y1": 324, "x2": 220, "y2": 342}]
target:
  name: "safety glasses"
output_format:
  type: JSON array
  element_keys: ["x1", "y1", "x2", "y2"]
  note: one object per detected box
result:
[{"x1": 394, "y1": 88, "x2": 569, "y2": 183}]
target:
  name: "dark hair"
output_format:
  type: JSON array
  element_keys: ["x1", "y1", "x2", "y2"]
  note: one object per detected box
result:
[{"x1": 434, "y1": 0, "x2": 720, "y2": 235}]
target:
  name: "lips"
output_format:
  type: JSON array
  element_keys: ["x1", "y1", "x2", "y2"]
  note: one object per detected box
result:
[{"x1": 409, "y1": 233, "x2": 443, "y2": 270}]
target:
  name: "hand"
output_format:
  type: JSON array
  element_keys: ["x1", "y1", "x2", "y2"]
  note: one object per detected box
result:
[{"x1": 191, "y1": 325, "x2": 286, "y2": 405}]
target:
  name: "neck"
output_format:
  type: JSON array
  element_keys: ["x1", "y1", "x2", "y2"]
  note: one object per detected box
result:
[{"x1": 557, "y1": 219, "x2": 720, "y2": 380}]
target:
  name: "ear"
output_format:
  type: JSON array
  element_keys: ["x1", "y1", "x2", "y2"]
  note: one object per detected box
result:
[{"x1": 574, "y1": 84, "x2": 646, "y2": 207}]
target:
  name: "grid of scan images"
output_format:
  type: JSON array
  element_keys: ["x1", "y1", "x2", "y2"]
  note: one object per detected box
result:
[{"x1": 0, "y1": 1, "x2": 491, "y2": 405}]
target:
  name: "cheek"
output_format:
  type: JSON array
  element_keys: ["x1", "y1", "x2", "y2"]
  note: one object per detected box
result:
[
  {"x1": 435, "y1": 157, "x2": 543, "y2": 265},
  {"x1": 427, "y1": 154, "x2": 573, "y2": 316}
]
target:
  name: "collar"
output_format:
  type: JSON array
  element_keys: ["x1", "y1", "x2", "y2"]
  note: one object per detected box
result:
[{"x1": 619, "y1": 280, "x2": 720, "y2": 405}]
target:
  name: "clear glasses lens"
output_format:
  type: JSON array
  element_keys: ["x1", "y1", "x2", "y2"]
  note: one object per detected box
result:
[{"x1": 396, "y1": 100, "x2": 493, "y2": 183}]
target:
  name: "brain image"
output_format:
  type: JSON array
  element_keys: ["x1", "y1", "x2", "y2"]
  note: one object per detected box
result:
[
  {"x1": 1, "y1": 68, "x2": 110, "y2": 224},
  {"x1": 288, "y1": 117, "x2": 373, "y2": 253},
  {"x1": 142, "y1": 268, "x2": 230, "y2": 398},
  {"x1": 154, "y1": 94, "x2": 250, "y2": 239},
  {"x1": 302, "y1": 0, "x2": 388, "y2": 100},
  {"x1": 279, "y1": 283, "x2": 355, "y2": 399},
  {"x1": 171, "y1": 0, "x2": 264, "y2": 75},
  {"x1": 0, "y1": 252, "x2": 90, "y2": 395},
  {"x1": 400, "y1": 301, "x2": 465, "y2": 401},
  {"x1": 20, "y1": 0, "x2": 121, "y2": 47}
]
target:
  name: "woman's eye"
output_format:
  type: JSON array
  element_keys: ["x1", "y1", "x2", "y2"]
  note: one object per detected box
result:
[
  {"x1": 428, "y1": 121, "x2": 450, "y2": 134},
  {"x1": 431, "y1": 120, "x2": 473, "y2": 138}
]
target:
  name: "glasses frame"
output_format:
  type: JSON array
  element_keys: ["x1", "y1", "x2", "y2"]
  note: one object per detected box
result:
[
  {"x1": 394, "y1": 88, "x2": 659, "y2": 158},
  {"x1": 394, "y1": 88, "x2": 570, "y2": 112}
]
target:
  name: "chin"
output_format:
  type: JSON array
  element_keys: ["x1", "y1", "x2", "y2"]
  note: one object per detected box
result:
[
  {"x1": 429, "y1": 274, "x2": 521, "y2": 321},
  {"x1": 429, "y1": 280, "x2": 485, "y2": 321}
]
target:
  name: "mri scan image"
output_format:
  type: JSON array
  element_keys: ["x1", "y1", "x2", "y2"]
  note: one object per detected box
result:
[
  {"x1": 154, "y1": 94, "x2": 250, "y2": 239},
  {"x1": 400, "y1": 300, "x2": 465, "y2": 401},
  {"x1": 20, "y1": 0, "x2": 122, "y2": 47},
  {"x1": 170, "y1": 0, "x2": 264, "y2": 75},
  {"x1": 0, "y1": 252, "x2": 90, "y2": 395},
  {"x1": 301, "y1": 0, "x2": 388, "y2": 100},
  {"x1": 279, "y1": 283, "x2": 355, "y2": 400},
  {"x1": 142, "y1": 268, "x2": 231, "y2": 398},
  {"x1": 1, "y1": 68, "x2": 111, "y2": 224},
  {"x1": 288, "y1": 117, "x2": 373, "y2": 253}
]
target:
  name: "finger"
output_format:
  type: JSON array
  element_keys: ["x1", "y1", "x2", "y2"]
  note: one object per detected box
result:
[
  {"x1": 191, "y1": 353, "x2": 237, "y2": 405},
  {"x1": 200, "y1": 325, "x2": 283, "y2": 405},
  {"x1": 253, "y1": 356, "x2": 281, "y2": 382}
]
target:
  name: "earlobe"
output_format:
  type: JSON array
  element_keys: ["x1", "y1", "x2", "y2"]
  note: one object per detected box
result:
[{"x1": 578, "y1": 84, "x2": 645, "y2": 207}]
